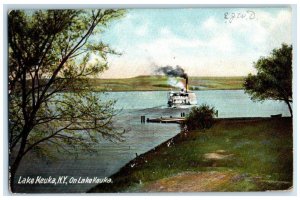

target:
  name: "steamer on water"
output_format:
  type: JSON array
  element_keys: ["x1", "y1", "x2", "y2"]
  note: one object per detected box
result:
[{"x1": 167, "y1": 77, "x2": 197, "y2": 108}]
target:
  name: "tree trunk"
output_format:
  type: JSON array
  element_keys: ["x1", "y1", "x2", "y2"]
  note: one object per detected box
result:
[
  {"x1": 285, "y1": 100, "x2": 293, "y2": 117},
  {"x1": 9, "y1": 127, "x2": 30, "y2": 193},
  {"x1": 10, "y1": 154, "x2": 23, "y2": 193}
]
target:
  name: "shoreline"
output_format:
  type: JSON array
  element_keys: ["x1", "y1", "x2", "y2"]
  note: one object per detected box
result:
[
  {"x1": 89, "y1": 88, "x2": 244, "y2": 93},
  {"x1": 57, "y1": 88, "x2": 245, "y2": 94},
  {"x1": 88, "y1": 124, "x2": 185, "y2": 193},
  {"x1": 88, "y1": 117, "x2": 293, "y2": 193}
]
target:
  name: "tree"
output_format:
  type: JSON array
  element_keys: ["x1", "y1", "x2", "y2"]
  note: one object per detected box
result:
[
  {"x1": 244, "y1": 44, "x2": 293, "y2": 117},
  {"x1": 8, "y1": 9, "x2": 125, "y2": 192},
  {"x1": 182, "y1": 104, "x2": 217, "y2": 131}
]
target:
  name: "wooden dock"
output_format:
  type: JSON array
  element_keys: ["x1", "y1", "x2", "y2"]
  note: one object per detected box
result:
[{"x1": 147, "y1": 117, "x2": 186, "y2": 124}]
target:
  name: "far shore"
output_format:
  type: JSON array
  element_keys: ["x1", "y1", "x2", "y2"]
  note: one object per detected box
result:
[
  {"x1": 89, "y1": 88, "x2": 245, "y2": 93},
  {"x1": 87, "y1": 76, "x2": 245, "y2": 92}
]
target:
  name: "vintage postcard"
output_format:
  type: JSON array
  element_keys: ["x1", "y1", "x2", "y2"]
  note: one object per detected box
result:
[{"x1": 8, "y1": 6, "x2": 294, "y2": 193}]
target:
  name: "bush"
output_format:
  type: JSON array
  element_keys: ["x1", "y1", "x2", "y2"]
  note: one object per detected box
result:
[{"x1": 182, "y1": 104, "x2": 217, "y2": 131}]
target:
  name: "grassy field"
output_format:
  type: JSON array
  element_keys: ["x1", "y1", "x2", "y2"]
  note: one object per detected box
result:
[
  {"x1": 88, "y1": 76, "x2": 245, "y2": 91},
  {"x1": 89, "y1": 118, "x2": 293, "y2": 192}
]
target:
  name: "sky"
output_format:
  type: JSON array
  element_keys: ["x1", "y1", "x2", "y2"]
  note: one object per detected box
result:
[{"x1": 97, "y1": 7, "x2": 292, "y2": 78}]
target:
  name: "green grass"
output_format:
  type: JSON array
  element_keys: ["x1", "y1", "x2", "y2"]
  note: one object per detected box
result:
[
  {"x1": 88, "y1": 76, "x2": 245, "y2": 91},
  {"x1": 189, "y1": 76, "x2": 245, "y2": 90},
  {"x1": 89, "y1": 118, "x2": 293, "y2": 192}
]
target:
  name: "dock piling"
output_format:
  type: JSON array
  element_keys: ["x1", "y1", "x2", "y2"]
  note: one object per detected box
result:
[{"x1": 141, "y1": 116, "x2": 146, "y2": 123}]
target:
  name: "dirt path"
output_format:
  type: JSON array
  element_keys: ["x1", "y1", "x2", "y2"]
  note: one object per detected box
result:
[{"x1": 142, "y1": 171, "x2": 235, "y2": 192}]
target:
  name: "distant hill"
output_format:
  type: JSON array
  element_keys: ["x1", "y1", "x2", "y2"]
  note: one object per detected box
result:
[{"x1": 88, "y1": 75, "x2": 245, "y2": 92}]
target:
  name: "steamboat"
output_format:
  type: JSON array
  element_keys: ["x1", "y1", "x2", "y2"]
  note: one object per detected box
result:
[{"x1": 167, "y1": 77, "x2": 197, "y2": 108}]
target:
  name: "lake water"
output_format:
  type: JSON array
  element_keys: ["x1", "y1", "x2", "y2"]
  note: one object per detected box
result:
[
  {"x1": 14, "y1": 90, "x2": 290, "y2": 193},
  {"x1": 102, "y1": 90, "x2": 290, "y2": 117}
]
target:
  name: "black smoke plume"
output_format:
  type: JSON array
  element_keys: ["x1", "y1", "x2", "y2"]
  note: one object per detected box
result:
[{"x1": 155, "y1": 65, "x2": 187, "y2": 79}]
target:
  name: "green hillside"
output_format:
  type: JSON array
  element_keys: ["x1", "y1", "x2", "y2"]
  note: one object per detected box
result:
[{"x1": 88, "y1": 76, "x2": 245, "y2": 91}]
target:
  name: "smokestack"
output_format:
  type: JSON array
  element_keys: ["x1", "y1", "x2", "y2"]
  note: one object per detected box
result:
[{"x1": 186, "y1": 77, "x2": 188, "y2": 92}]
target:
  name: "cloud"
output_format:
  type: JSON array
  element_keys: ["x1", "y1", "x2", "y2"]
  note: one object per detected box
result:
[
  {"x1": 202, "y1": 17, "x2": 218, "y2": 29},
  {"x1": 100, "y1": 8, "x2": 292, "y2": 78},
  {"x1": 208, "y1": 33, "x2": 235, "y2": 53},
  {"x1": 135, "y1": 23, "x2": 149, "y2": 36}
]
